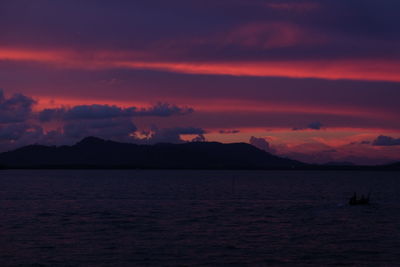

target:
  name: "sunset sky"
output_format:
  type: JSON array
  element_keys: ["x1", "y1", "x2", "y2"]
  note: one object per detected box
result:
[{"x1": 1, "y1": 0, "x2": 400, "y2": 164}]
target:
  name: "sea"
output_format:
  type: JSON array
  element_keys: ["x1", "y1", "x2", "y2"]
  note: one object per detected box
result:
[{"x1": 0, "y1": 170, "x2": 399, "y2": 266}]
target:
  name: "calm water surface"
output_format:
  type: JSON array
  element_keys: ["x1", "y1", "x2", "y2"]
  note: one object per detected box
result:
[{"x1": 0, "y1": 170, "x2": 399, "y2": 266}]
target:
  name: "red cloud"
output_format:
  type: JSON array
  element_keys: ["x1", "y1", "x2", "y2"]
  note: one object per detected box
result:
[{"x1": 2, "y1": 47, "x2": 400, "y2": 82}]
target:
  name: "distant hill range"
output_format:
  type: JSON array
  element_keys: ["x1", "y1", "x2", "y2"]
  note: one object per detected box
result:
[
  {"x1": 0, "y1": 137, "x2": 303, "y2": 169},
  {"x1": 384, "y1": 162, "x2": 400, "y2": 170},
  {"x1": 0, "y1": 137, "x2": 398, "y2": 170},
  {"x1": 324, "y1": 161, "x2": 355, "y2": 166}
]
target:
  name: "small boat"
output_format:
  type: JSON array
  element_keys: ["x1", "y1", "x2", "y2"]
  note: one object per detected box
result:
[{"x1": 349, "y1": 192, "x2": 370, "y2": 205}]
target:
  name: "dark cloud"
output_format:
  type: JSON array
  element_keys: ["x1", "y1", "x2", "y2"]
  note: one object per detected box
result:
[
  {"x1": 0, "y1": 123, "x2": 45, "y2": 151},
  {"x1": 63, "y1": 118, "x2": 137, "y2": 141},
  {"x1": 39, "y1": 103, "x2": 193, "y2": 122},
  {"x1": 293, "y1": 121, "x2": 323, "y2": 131},
  {"x1": 0, "y1": 90, "x2": 50, "y2": 151},
  {"x1": 0, "y1": 123, "x2": 38, "y2": 141},
  {"x1": 372, "y1": 135, "x2": 400, "y2": 146},
  {"x1": 0, "y1": 117, "x2": 138, "y2": 151},
  {"x1": 249, "y1": 136, "x2": 276, "y2": 154},
  {"x1": 133, "y1": 102, "x2": 193, "y2": 117},
  {"x1": 308, "y1": 121, "x2": 323, "y2": 130},
  {"x1": 0, "y1": 89, "x2": 36, "y2": 123},
  {"x1": 39, "y1": 108, "x2": 66, "y2": 122},
  {"x1": 191, "y1": 134, "x2": 206, "y2": 142},
  {"x1": 0, "y1": 89, "x2": 197, "y2": 150},
  {"x1": 219, "y1": 129, "x2": 240, "y2": 134},
  {"x1": 0, "y1": 89, "x2": 200, "y2": 153},
  {"x1": 63, "y1": 105, "x2": 136, "y2": 120}
]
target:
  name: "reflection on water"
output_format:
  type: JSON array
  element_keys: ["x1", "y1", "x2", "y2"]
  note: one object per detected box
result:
[{"x1": 0, "y1": 170, "x2": 399, "y2": 266}]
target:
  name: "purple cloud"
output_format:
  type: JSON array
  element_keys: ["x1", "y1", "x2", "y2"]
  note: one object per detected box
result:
[
  {"x1": 372, "y1": 135, "x2": 400, "y2": 146},
  {"x1": 0, "y1": 89, "x2": 36, "y2": 123},
  {"x1": 39, "y1": 103, "x2": 193, "y2": 122},
  {"x1": 63, "y1": 118, "x2": 137, "y2": 141},
  {"x1": 219, "y1": 129, "x2": 240, "y2": 134},
  {"x1": 249, "y1": 136, "x2": 276, "y2": 154},
  {"x1": 0, "y1": 90, "x2": 197, "y2": 150},
  {"x1": 133, "y1": 102, "x2": 193, "y2": 117},
  {"x1": 293, "y1": 121, "x2": 323, "y2": 131}
]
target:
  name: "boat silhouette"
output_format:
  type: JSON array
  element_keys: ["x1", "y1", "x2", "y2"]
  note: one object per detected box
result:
[{"x1": 349, "y1": 192, "x2": 370, "y2": 205}]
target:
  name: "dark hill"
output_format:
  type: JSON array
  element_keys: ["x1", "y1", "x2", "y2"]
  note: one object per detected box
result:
[
  {"x1": 384, "y1": 162, "x2": 400, "y2": 170},
  {"x1": 0, "y1": 136, "x2": 303, "y2": 169},
  {"x1": 324, "y1": 161, "x2": 355, "y2": 166}
]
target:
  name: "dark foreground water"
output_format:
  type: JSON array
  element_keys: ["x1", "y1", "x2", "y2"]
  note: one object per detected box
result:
[{"x1": 0, "y1": 170, "x2": 399, "y2": 266}]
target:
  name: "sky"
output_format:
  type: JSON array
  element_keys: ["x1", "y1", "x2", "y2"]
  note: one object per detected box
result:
[{"x1": 1, "y1": 0, "x2": 400, "y2": 165}]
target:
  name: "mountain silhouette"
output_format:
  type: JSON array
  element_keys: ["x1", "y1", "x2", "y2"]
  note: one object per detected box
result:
[
  {"x1": 0, "y1": 136, "x2": 304, "y2": 169},
  {"x1": 385, "y1": 162, "x2": 400, "y2": 170}
]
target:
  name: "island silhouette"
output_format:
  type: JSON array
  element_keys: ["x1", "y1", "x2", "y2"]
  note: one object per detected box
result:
[
  {"x1": 0, "y1": 137, "x2": 302, "y2": 169},
  {"x1": 0, "y1": 136, "x2": 398, "y2": 170}
]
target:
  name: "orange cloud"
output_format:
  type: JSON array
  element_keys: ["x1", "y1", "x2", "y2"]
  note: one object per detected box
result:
[
  {"x1": 0, "y1": 49, "x2": 65, "y2": 62},
  {"x1": 1, "y1": 48, "x2": 400, "y2": 82},
  {"x1": 117, "y1": 60, "x2": 400, "y2": 82}
]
